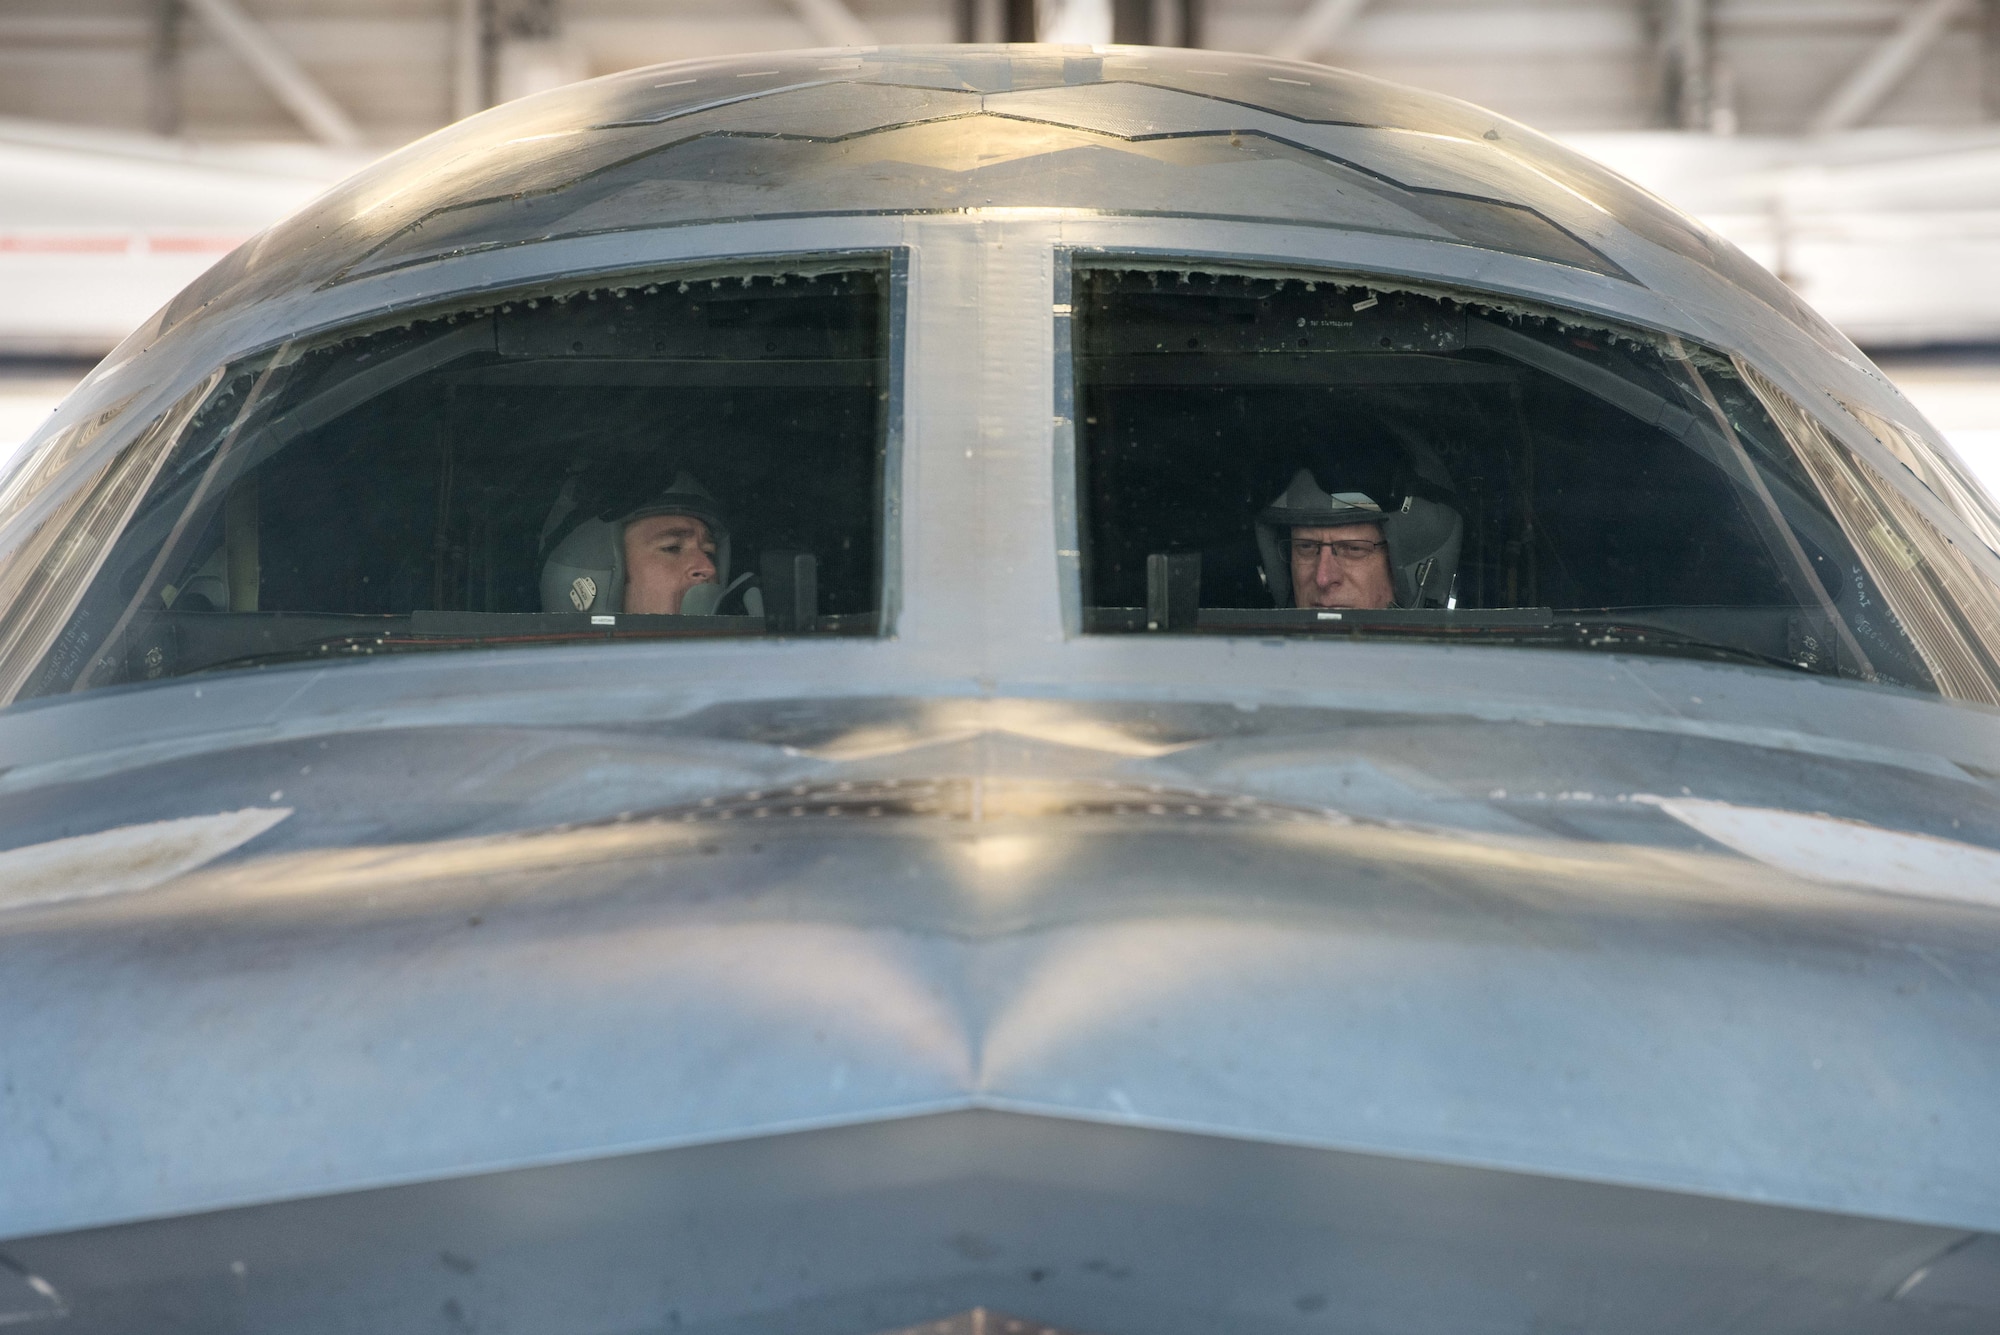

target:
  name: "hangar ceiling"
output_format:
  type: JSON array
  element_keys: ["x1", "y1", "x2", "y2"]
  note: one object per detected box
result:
[
  {"x1": 6, "y1": 2, "x2": 2000, "y2": 355},
  {"x1": 0, "y1": 0, "x2": 1995, "y2": 146},
  {"x1": 6, "y1": 4, "x2": 2000, "y2": 495}
]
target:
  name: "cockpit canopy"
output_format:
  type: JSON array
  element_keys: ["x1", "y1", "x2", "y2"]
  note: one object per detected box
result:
[
  {"x1": 5, "y1": 46, "x2": 2000, "y2": 706},
  {"x1": 1072, "y1": 267, "x2": 1997, "y2": 695}
]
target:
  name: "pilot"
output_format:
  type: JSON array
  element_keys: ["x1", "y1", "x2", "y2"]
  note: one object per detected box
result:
[
  {"x1": 539, "y1": 472, "x2": 762, "y2": 617},
  {"x1": 1255, "y1": 468, "x2": 1462, "y2": 611}
]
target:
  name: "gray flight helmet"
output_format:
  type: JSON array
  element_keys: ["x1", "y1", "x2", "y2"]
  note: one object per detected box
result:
[
  {"x1": 1256, "y1": 466, "x2": 1463, "y2": 609},
  {"x1": 539, "y1": 472, "x2": 732, "y2": 615}
]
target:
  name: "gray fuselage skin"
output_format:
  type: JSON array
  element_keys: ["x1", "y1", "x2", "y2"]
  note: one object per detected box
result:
[{"x1": 2, "y1": 45, "x2": 1998, "y2": 1335}]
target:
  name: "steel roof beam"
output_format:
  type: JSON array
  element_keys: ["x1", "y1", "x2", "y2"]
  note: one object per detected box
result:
[
  {"x1": 183, "y1": 0, "x2": 364, "y2": 148},
  {"x1": 783, "y1": 0, "x2": 878, "y2": 47},
  {"x1": 1810, "y1": 0, "x2": 1968, "y2": 134},
  {"x1": 1266, "y1": 0, "x2": 1372, "y2": 61}
]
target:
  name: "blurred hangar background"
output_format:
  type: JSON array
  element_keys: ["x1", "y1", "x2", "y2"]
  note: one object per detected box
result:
[{"x1": 7, "y1": 0, "x2": 2000, "y2": 490}]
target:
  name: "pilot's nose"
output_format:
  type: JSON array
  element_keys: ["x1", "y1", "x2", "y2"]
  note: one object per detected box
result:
[
  {"x1": 691, "y1": 553, "x2": 717, "y2": 582},
  {"x1": 1315, "y1": 547, "x2": 1342, "y2": 585}
]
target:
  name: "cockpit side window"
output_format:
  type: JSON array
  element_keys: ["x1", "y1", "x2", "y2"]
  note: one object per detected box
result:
[
  {"x1": 1072, "y1": 265, "x2": 2000, "y2": 703},
  {"x1": 6, "y1": 260, "x2": 893, "y2": 701}
]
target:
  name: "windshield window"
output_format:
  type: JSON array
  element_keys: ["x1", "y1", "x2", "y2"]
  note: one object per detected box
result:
[
  {"x1": 1073, "y1": 265, "x2": 2000, "y2": 703},
  {"x1": 5, "y1": 259, "x2": 892, "y2": 701}
]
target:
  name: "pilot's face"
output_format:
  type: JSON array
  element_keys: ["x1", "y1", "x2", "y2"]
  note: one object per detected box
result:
[
  {"x1": 623, "y1": 513, "x2": 718, "y2": 614},
  {"x1": 1290, "y1": 523, "x2": 1393, "y2": 610}
]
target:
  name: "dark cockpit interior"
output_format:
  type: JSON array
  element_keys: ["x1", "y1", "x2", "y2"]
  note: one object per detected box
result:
[
  {"x1": 1074, "y1": 267, "x2": 1957, "y2": 693},
  {"x1": 23, "y1": 262, "x2": 892, "y2": 697},
  {"x1": 16, "y1": 256, "x2": 2000, "y2": 702}
]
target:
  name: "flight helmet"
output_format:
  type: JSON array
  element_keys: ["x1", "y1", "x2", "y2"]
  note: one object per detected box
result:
[
  {"x1": 1256, "y1": 453, "x2": 1463, "y2": 609},
  {"x1": 539, "y1": 471, "x2": 739, "y2": 615}
]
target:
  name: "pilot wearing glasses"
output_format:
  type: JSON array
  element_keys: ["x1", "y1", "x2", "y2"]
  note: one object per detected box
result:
[{"x1": 1255, "y1": 467, "x2": 1463, "y2": 611}]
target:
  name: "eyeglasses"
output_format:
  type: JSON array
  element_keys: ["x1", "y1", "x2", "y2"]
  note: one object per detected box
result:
[{"x1": 1290, "y1": 538, "x2": 1387, "y2": 563}]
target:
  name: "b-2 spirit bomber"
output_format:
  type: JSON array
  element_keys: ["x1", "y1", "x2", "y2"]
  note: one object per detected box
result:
[{"x1": 2, "y1": 43, "x2": 2000, "y2": 1335}]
